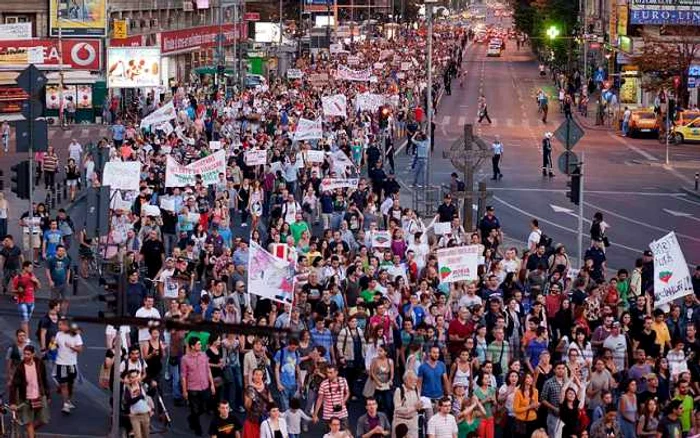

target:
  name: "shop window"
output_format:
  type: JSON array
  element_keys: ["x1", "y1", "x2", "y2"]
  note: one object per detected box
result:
[{"x1": 4, "y1": 16, "x2": 30, "y2": 24}]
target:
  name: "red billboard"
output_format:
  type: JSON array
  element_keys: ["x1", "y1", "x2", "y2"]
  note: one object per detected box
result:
[
  {"x1": 160, "y1": 24, "x2": 246, "y2": 56},
  {"x1": 0, "y1": 39, "x2": 101, "y2": 70}
]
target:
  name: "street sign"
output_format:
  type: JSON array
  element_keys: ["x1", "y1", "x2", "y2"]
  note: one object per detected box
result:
[
  {"x1": 20, "y1": 98, "x2": 44, "y2": 121},
  {"x1": 15, "y1": 119, "x2": 48, "y2": 153},
  {"x1": 558, "y1": 151, "x2": 579, "y2": 175},
  {"x1": 16, "y1": 65, "x2": 47, "y2": 97},
  {"x1": 244, "y1": 12, "x2": 260, "y2": 21},
  {"x1": 113, "y1": 20, "x2": 128, "y2": 39},
  {"x1": 554, "y1": 118, "x2": 585, "y2": 151}
]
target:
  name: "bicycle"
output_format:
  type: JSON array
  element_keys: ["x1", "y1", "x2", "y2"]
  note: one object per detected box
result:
[{"x1": 0, "y1": 403, "x2": 23, "y2": 438}]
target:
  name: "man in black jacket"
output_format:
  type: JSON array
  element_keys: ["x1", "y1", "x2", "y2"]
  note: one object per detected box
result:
[{"x1": 10, "y1": 345, "x2": 51, "y2": 437}]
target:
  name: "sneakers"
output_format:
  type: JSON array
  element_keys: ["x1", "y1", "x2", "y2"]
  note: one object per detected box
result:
[
  {"x1": 62, "y1": 403, "x2": 71, "y2": 414},
  {"x1": 66, "y1": 400, "x2": 76, "y2": 410}
]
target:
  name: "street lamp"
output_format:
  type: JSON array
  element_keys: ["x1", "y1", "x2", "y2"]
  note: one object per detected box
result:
[
  {"x1": 546, "y1": 25, "x2": 560, "y2": 40},
  {"x1": 424, "y1": 0, "x2": 437, "y2": 189}
]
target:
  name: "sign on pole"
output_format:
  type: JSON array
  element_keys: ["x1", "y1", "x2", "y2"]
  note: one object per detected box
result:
[
  {"x1": 554, "y1": 118, "x2": 585, "y2": 151},
  {"x1": 558, "y1": 151, "x2": 580, "y2": 175}
]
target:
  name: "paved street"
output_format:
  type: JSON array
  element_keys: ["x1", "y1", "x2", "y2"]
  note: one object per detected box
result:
[{"x1": 394, "y1": 40, "x2": 700, "y2": 271}]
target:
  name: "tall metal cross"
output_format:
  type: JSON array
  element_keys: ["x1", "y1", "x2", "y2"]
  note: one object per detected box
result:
[{"x1": 442, "y1": 124, "x2": 490, "y2": 231}]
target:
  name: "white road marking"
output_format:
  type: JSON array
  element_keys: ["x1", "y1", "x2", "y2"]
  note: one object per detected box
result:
[
  {"x1": 584, "y1": 201, "x2": 700, "y2": 244},
  {"x1": 609, "y1": 133, "x2": 658, "y2": 161},
  {"x1": 490, "y1": 188, "x2": 688, "y2": 196},
  {"x1": 493, "y1": 195, "x2": 644, "y2": 254},
  {"x1": 663, "y1": 208, "x2": 700, "y2": 223}
]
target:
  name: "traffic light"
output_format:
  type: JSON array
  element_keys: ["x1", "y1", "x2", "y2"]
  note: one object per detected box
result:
[
  {"x1": 10, "y1": 160, "x2": 30, "y2": 200},
  {"x1": 566, "y1": 167, "x2": 581, "y2": 205},
  {"x1": 546, "y1": 25, "x2": 560, "y2": 40}
]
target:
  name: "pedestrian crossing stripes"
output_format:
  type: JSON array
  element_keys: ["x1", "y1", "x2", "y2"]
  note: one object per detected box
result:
[{"x1": 434, "y1": 115, "x2": 536, "y2": 129}]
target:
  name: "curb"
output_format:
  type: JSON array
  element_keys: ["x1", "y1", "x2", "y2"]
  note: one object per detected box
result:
[{"x1": 573, "y1": 112, "x2": 610, "y2": 132}]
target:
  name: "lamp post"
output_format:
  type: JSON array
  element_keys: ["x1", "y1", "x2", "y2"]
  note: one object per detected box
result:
[{"x1": 425, "y1": 0, "x2": 436, "y2": 188}]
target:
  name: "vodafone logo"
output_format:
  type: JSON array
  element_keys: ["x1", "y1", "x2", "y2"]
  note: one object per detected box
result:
[{"x1": 70, "y1": 42, "x2": 97, "y2": 67}]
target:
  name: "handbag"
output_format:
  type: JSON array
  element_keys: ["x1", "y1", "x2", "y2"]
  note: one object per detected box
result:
[{"x1": 362, "y1": 377, "x2": 376, "y2": 398}]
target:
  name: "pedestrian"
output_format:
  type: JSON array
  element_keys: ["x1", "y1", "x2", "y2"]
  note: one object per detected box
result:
[
  {"x1": 41, "y1": 146, "x2": 59, "y2": 192},
  {"x1": 542, "y1": 132, "x2": 554, "y2": 177},
  {"x1": 260, "y1": 403, "x2": 289, "y2": 438},
  {"x1": 9, "y1": 344, "x2": 51, "y2": 438},
  {"x1": 411, "y1": 131, "x2": 429, "y2": 187},
  {"x1": 312, "y1": 364, "x2": 350, "y2": 430},
  {"x1": 490, "y1": 136, "x2": 504, "y2": 180},
  {"x1": 11, "y1": 261, "x2": 39, "y2": 335},
  {"x1": 243, "y1": 367, "x2": 273, "y2": 438},
  {"x1": 0, "y1": 193, "x2": 8, "y2": 238},
  {"x1": 65, "y1": 159, "x2": 81, "y2": 202},
  {"x1": 622, "y1": 106, "x2": 631, "y2": 137},
  {"x1": 427, "y1": 396, "x2": 459, "y2": 438},
  {"x1": 273, "y1": 337, "x2": 302, "y2": 412},
  {"x1": 181, "y1": 336, "x2": 216, "y2": 436},
  {"x1": 355, "y1": 397, "x2": 392, "y2": 438},
  {"x1": 478, "y1": 95, "x2": 492, "y2": 124},
  {"x1": 54, "y1": 318, "x2": 83, "y2": 414},
  {"x1": 209, "y1": 400, "x2": 243, "y2": 438},
  {"x1": 122, "y1": 368, "x2": 152, "y2": 438},
  {"x1": 45, "y1": 245, "x2": 71, "y2": 315},
  {"x1": 1, "y1": 121, "x2": 9, "y2": 153},
  {"x1": 0, "y1": 234, "x2": 23, "y2": 295}
]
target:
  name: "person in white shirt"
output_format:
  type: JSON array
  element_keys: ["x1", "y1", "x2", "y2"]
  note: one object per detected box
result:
[
  {"x1": 427, "y1": 396, "x2": 458, "y2": 438},
  {"x1": 68, "y1": 139, "x2": 83, "y2": 164},
  {"x1": 135, "y1": 296, "x2": 161, "y2": 348},
  {"x1": 602, "y1": 322, "x2": 628, "y2": 371},
  {"x1": 54, "y1": 318, "x2": 83, "y2": 414},
  {"x1": 527, "y1": 219, "x2": 542, "y2": 252}
]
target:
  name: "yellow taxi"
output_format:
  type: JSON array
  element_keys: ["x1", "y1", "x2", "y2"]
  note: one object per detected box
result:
[
  {"x1": 673, "y1": 117, "x2": 700, "y2": 143},
  {"x1": 628, "y1": 109, "x2": 659, "y2": 137},
  {"x1": 676, "y1": 110, "x2": 700, "y2": 127}
]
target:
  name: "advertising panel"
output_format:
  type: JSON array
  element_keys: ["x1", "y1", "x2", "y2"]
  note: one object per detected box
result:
[
  {"x1": 49, "y1": 0, "x2": 107, "y2": 37},
  {"x1": 629, "y1": 0, "x2": 700, "y2": 25},
  {"x1": 254, "y1": 23, "x2": 281, "y2": 43},
  {"x1": 0, "y1": 23, "x2": 32, "y2": 40},
  {"x1": 45, "y1": 85, "x2": 77, "y2": 110},
  {"x1": 160, "y1": 24, "x2": 245, "y2": 55},
  {"x1": 0, "y1": 39, "x2": 101, "y2": 70},
  {"x1": 107, "y1": 47, "x2": 161, "y2": 88},
  {"x1": 76, "y1": 85, "x2": 92, "y2": 108}
]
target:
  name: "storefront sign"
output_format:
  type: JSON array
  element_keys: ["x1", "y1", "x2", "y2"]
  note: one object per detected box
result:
[
  {"x1": 49, "y1": 0, "x2": 107, "y2": 37},
  {"x1": 244, "y1": 12, "x2": 261, "y2": 21},
  {"x1": 0, "y1": 23, "x2": 32, "y2": 41},
  {"x1": 617, "y1": 5, "x2": 629, "y2": 36},
  {"x1": 0, "y1": 86, "x2": 29, "y2": 114},
  {"x1": 107, "y1": 47, "x2": 161, "y2": 88},
  {"x1": 110, "y1": 35, "x2": 144, "y2": 47},
  {"x1": 629, "y1": 9, "x2": 700, "y2": 25},
  {"x1": 0, "y1": 39, "x2": 101, "y2": 70},
  {"x1": 160, "y1": 24, "x2": 245, "y2": 55}
]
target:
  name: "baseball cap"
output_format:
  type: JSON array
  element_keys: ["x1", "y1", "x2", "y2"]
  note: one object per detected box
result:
[{"x1": 644, "y1": 250, "x2": 653, "y2": 257}]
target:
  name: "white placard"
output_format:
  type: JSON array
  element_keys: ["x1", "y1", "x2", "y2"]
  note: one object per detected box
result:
[
  {"x1": 371, "y1": 230, "x2": 391, "y2": 248},
  {"x1": 305, "y1": 150, "x2": 325, "y2": 164},
  {"x1": 433, "y1": 222, "x2": 452, "y2": 235},
  {"x1": 140, "y1": 101, "x2": 176, "y2": 128},
  {"x1": 143, "y1": 205, "x2": 161, "y2": 217},
  {"x1": 287, "y1": 68, "x2": 303, "y2": 79},
  {"x1": 293, "y1": 118, "x2": 323, "y2": 141},
  {"x1": 165, "y1": 150, "x2": 227, "y2": 187},
  {"x1": 102, "y1": 161, "x2": 141, "y2": 191},
  {"x1": 437, "y1": 245, "x2": 480, "y2": 283},
  {"x1": 245, "y1": 149, "x2": 268, "y2": 166},
  {"x1": 347, "y1": 55, "x2": 360, "y2": 66},
  {"x1": 650, "y1": 232, "x2": 695, "y2": 308},
  {"x1": 209, "y1": 141, "x2": 222, "y2": 150},
  {"x1": 335, "y1": 65, "x2": 371, "y2": 82},
  {"x1": 322, "y1": 94, "x2": 347, "y2": 118},
  {"x1": 160, "y1": 197, "x2": 176, "y2": 212},
  {"x1": 319, "y1": 178, "x2": 359, "y2": 191},
  {"x1": 0, "y1": 22, "x2": 31, "y2": 40},
  {"x1": 401, "y1": 61, "x2": 412, "y2": 71},
  {"x1": 355, "y1": 93, "x2": 384, "y2": 112}
]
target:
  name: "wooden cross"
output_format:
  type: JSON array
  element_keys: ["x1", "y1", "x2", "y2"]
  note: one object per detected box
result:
[{"x1": 442, "y1": 124, "x2": 490, "y2": 231}]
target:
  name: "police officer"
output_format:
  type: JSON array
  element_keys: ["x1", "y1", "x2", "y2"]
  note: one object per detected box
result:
[{"x1": 542, "y1": 132, "x2": 554, "y2": 178}]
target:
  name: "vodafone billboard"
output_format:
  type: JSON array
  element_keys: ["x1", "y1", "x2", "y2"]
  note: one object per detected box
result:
[{"x1": 0, "y1": 39, "x2": 101, "y2": 70}]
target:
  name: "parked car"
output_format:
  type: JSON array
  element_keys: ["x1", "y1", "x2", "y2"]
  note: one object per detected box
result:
[
  {"x1": 628, "y1": 109, "x2": 659, "y2": 137},
  {"x1": 675, "y1": 110, "x2": 700, "y2": 127},
  {"x1": 672, "y1": 117, "x2": 700, "y2": 143}
]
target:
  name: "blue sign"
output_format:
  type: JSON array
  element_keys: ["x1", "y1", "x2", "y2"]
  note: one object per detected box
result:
[
  {"x1": 690, "y1": 65, "x2": 700, "y2": 77},
  {"x1": 306, "y1": 0, "x2": 331, "y2": 4},
  {"x1": 630, "y1": 9, "x2": 700, "y2": 25}
]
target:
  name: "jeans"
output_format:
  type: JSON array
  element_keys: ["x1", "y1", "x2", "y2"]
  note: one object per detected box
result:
[
  {"x1": 375, "y1": 389, "x2": 394, "y2": 417},
  {"x1": 163, "y1": 233, "x2": 177, "y2": 256},
  {"x1": 169, "y1": 360, "x2": 182, "y2": 401},
  {"x1": 225, "y1": 364, "x2": 244, "y2": 409},
  {"x1": 277, "y1": 384, "x2": 297, "y2": 411},
  {"x1": 546, "y1": 413, "x2": 559, "y2": 437},
  {"x1": 0, "y1": 218, "x2": 6, "y2": 238},
  {"x1": 492, "y1": 154, "x2": 502, "y2": 179},
  {"x1": 622, "y1": 121, "x2": 629, "y2": 136},
  {"x1": 187, "y1": 389, "x2": 210, "y2": 436},
  {"x1": 413, "y1": 157, "x2": 427, "y2": 186}
]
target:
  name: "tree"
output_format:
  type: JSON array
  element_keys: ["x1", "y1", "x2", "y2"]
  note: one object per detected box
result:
[{"x1": 631, "y1": 27, "x2": 700, "y2": 108}]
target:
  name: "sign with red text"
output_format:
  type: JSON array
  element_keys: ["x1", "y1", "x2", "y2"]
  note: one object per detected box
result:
[
  {"x1": 165, "y1": 150, "x2": 227, "y2": 187},
  {"x1": 0, "y1": 39, "x2": 101, "y2": 70},
  {"x1": 437, "y1": 245, "x2": 480, "y2": 282},
  {"x1": 160, "y1": 24, "x2": 245, "y2": 55}
]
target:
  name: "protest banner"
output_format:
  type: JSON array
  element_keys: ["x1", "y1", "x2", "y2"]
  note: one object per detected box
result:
[
  {"x1": 245, "y1": 149, "x2": 268, "y2": 166},
  {"x1": 322, "y1": 94, "x2": 347, "y2": 118},
  {"x1": 437, "y1": 245, "x2": 480, "y2": 283},
  {"x1": 103, "y1": 161, "x2": 141, "y2": 191},
  {"x1": 140, "y1": 101, "x2": 176, "y2": 128},
  {"x1": 355, "y1": 93, "x2": 384, "y2": 112},
  {"x1": 293, "y1": 118, "x2": 323, "y2": 141},
  {"x1": 209, "y1": 141, "x2": 222, "y2": 150},
  {"x1": 109, "y1": 192, "x2": 133, "y2": 211},
  {"x1": 347, "y1": 55, "x2": 360, "y2": 65},
  {"x1": 305, "y1": 150, "x2": 325, "y2": 164},
  {"x1": 143, "y1": 205, "x2": 161, "y2": 217},
  {"x1": 331, "y1": 150, "x2": 355, "y2": 170},
  {"x1": 248, "y1": 241, "x2": 295, "y2": 304},
  {"x1": 175, "y1": 127, "x2": 195, "y2": 145},
  {"x1": 371, "y1": 230, "x2": 391, "y2": 248},
  {"x1": 330, "y1": 43, "x2": 346, "y2": 54},
  {"x1": 160, "y1": 197, "x2": 176, "y2": 212},
  {"x1": 336, "y1": 65, "x2": 371, "y2": 82},
  {"x1": 373, "y1": 62, "x2": 385, "y2": 70},
  {"x1": 319, "y1": 178, "x2": 359, "y2": 191},
  {"x1": 287, "y1": 68, "x2": 303, "y2": 79},
  {"x1": 433, "y1": 222, "x2": 452, "y2": 235},
  {"x1": 650, "y1": 232, "x2": 695, "y2": 307},
  {"x1": 165, "y1": 150, "x2": 227, "y2": 187},
  {"x1": 155, "y1": 122, "x2": 174, "y2": 135},
  {"x1": 308, "y1": 73, "x2": 329, "y2": 85}
]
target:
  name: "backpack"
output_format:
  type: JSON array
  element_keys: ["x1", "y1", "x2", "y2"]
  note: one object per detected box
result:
[
  {"x1": 538, "y1": 233, "x2": 553, "y2": 250},
  {"x1": 456, "y1": 180, "x2": 466, "y2": 191}
]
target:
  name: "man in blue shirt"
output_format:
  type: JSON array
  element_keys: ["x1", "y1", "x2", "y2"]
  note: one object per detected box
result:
[
  {"x1": 310, "y1": 318, "x2": 334, "y2": 363},
  {"x1": 111, "y1": 119, "x2": 125, "y2": 146},
  {"x1": 411, "y1": 131, "x2": 430, "y2": 187},
  {"x1": 45, "y1": 245, "x2": 72, "y2": 313},
  {"x1": 418, "y1": 345, "x2": 450, "y2": 401},
  {"x1": 273, "y1": 338, "x2": 301, "y2": 411},
  {"x1": 42, "y1": 220, "x2": 63, "y2": 260}
]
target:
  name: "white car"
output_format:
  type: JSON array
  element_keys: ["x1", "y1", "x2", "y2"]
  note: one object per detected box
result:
[{"x1": 487, "y1": 45, "x2": 501, "y2": 56}]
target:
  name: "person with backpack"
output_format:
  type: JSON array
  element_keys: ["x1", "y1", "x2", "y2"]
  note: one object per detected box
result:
[
  {"x1": 393, "y1": 370, "x2": 424, "y2": 437},
  {"x1": 5, "y1": 329, "x2": 30, "y2": 396},
  {"x1": 541, "y1": 133, "x2": 554, "y2": 178}
]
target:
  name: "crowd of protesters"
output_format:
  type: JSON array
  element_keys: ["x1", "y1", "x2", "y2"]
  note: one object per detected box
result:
[{"x1": 4, "y1": 16, "x2": 700, "y2": 438}]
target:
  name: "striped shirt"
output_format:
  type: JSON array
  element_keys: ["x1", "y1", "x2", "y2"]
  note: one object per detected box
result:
[
  {"x1": 42, "y1": 153, "x2": 59, "y2": 173},
  {"x1": 426, "y1": 413, "x2": 458, "y2": 438},
  {"x1": 318, "y1": 377, "x2": 349, "y2": 420}
]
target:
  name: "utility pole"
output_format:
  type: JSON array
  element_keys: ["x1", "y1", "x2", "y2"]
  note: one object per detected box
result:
[
  {"x1": 425, "y1": 0, "x2": 435, "y2": 188},
  {"x1": 239, "y1": 0, "x2": 246, "y2": 90},
  {"x1": 665, "y1": 98, "x2": 670, "y2": 165},
  {"x1": 58, "y1": 10, "x2": 65, "y2": 128},
  {"x1": 577, "y1": 153, "x2": 584, "y2": 268}
]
